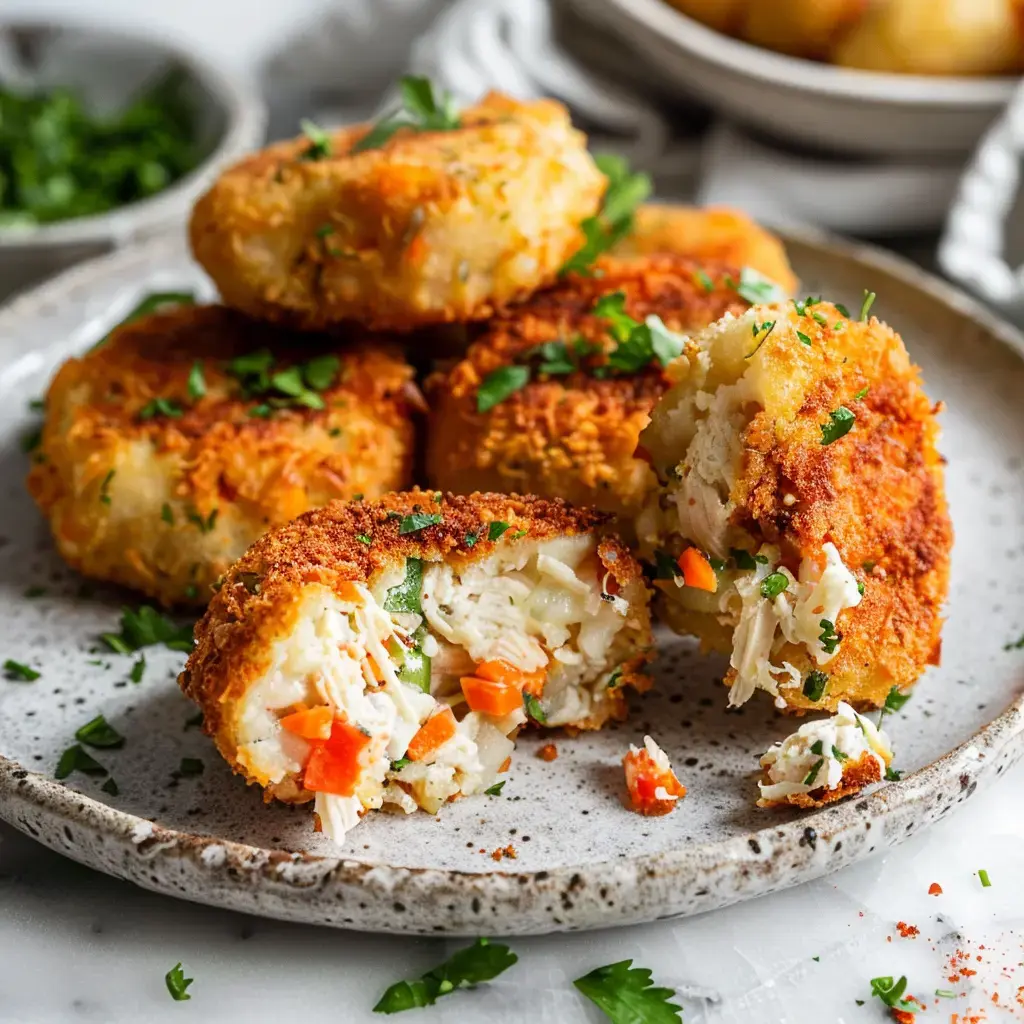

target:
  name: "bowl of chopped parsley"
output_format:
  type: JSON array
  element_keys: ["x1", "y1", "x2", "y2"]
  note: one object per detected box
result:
[{"x1": 0, "y1": 20, "x2": 265, "y2": 298}]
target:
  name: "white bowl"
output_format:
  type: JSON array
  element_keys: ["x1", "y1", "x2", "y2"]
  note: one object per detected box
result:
[
  {"x1": 0, "y1": 20, "x2": 266, "y2": 299},
  {"x1": 567, "y1": 0, "x2": 1017, "y2": 158}
]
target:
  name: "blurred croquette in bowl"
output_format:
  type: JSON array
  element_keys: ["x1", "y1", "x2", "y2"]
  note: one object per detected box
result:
[{"x1": 27, "y1": 302, "x2": 420, "y2": 607}]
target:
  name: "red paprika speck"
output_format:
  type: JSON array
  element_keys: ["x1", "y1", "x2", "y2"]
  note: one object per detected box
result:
[{"x1": 928, "y1": 882, "x2": 943, "y2": 895}]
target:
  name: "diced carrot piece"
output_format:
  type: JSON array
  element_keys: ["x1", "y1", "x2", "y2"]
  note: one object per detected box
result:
[
  {"x1": 678, "y1": 547, "x2": 718, "y2": 593},
  {"x1": 461, "y1": 676, "x2": 523, "y2": 717},
  {"x1": 475, "y1": 659, "x2": 547, "y2": 696},
  {"x1": 280, "y1": 705, "x2": 333, "y2": 740},
  {"x1": 303, "y1": 717, "x2": 371, "y2": 796},
  {"x1": 337, "y1": 580, "x2": 361, "y2": 603},
  {"x1": 405, "y1": 707, "x2": 456, "y2": 762}
]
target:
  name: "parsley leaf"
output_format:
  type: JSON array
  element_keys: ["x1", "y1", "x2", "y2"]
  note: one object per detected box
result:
[
  {"x1": 476, "y1": 365, "x2": 530, "y2": 412},
  {"x1": 730, "y1": 548, "x2": 758, "y2": 571},
  {"x1": 819, "y1": 406, "x2": 855, "y2": 445},
  {"x1": 735, "y1": 266, "x2": 786, "y2": 306},
  {"x1": 101, "y1": 606, "x2": 194, "y2": 654},
  {"x1": 652, "y1": 549, "x2": 682, "y2": 580},
  {"x1": 186, "y1": 507, "x2": 218, "y2": 534},
  {"x1": 882, "y1": 686, "x2": 911, "y2": 716},
  {"x1": 373, "y1": 937, "x2": 517, "y2": 1014},
  {"x1": 853, "y1": 386, "x2": 869, "y2": 400},
  {"x1": 694, "y1": 268, "x2": 714, "y2": 293},
  {"x1": 399, "y1": 512, "x2": 442, "y2": 535},
  {"x1": 818, "y1": 619, "x2": 841, "y2": 655},
  {"x1": 55, "y1": 744, "x2": 107, "y2": 780},
  {"x1": 869, "y1": 975, "x2": 915, "y2": 1012},
  {"x1": 298, "y1": 118, "x2": 332, "y2": 161},
  {"x1": 523, "y1": 692, "x2": 547, "y2": 724},
  {"x1": 796, "y1": 330, "x2": 812, "y2": 346},
  {"x1": 573, "y1": 959, "x2": 682, "y2": 1024},
  {"x1": 593, "y1": 293, "x2": 685, "y2": 372},
  {"x1": 802, "y1": 759, "x2": 825, "y2": 787},
  {"x1": 187, "y1": 361, "x2": 206, "y2": 400},
  {"x1": 885, "y1": 766, "x2": 903, "y2": 781},
  {"x1": 803, "y1": 670, "x2": 828, "y2": 702},
  {"x1": 303, "y1": 354, "x2": 340, "y2": 391},
  {"x1": 383, "y1": 558, "x2": 423, "y2": 614},
  {"x1": 99, "y1": 469, "x2": 115, "y2": 506},
  {"x1": 352, "y1": 75, "x2": 461, "y2": 156},
  {"x1": 165, "y1": 962, "x2": 194, "y2": 1001},
  {"x1": 3, "y1": 659, "x2": 39, "y2": 681},
  {"x1": 485, "y1": 780, "x2": 506, "y2": 796},
  {"x1": 560, "y1": 154, "x2": 651, "y2": 276},
  {"x1": 356, "y1": 533, "x2": 372, "y2": 545},
  {"x1": 75, "y1": 715, "x2": 124, "y2": 749},
  {"x1": 488, "y1": 521, "x2": 511, "y2": 542},
  {"x1": 464, "y1": 531, "x2": 479, "y2": 548},
  {"x1": 129, "y1": 657, "x2": 146, "y2": 684},
  {"x1": 139, "y1": 397, "x2": 183, "y2": 421},
  {"x1": 760, "y1": 572, "x2": 789, "y2": 599}
]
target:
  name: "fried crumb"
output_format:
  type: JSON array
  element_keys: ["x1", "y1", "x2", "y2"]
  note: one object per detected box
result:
[
  {"x1": 537, "y1": 743, "x2": 558, "y2": 761},
  {"x1": 490, "y1": 844, "x2": 517, "y2": 862},
  {"x1": 896, "y1": 921, "x2": 920, "y2": 938}
]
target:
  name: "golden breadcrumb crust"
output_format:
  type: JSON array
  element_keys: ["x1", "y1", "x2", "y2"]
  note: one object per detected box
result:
[
  {"x1": 611, "y1": 204, "x2": 798, "y2": 294},
  {"x1": 426, "y1": 255, "x2": 753, "y2": 523},
  {"x1": 654, "y1": 303, "x2": 951, "y2": 711},
  {"x1": 27, "y1": 304, "x2": 418, "y2": 607},
  {"x1": 757, "y1": 750, "x2": 883, "y2": 808},
  {"x1": 181, "y1": 491, "x2": 654, "y2": 790},
  {"x1": 189, "y1": 93, "x2": 604, "y2": 332}
]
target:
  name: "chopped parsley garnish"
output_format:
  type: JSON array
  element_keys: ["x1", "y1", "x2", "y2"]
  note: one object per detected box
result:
[
  {"x1": 573, "y1": 959, "x2": 682, "y2": 1024},
  {"x1": 760, "y1": 572, "x2": 789, "y2": 599},
  {"x1": 835, "y1": 303, "x2": 851, "y2": 317},
  {"x1": 802, "y1": 759, "x2": 824, "y2": 787},
  {"x1": 488, "y1": 521, "x2": 511, "y2": 542},
  {"x1": 979, "y1": 868, "x2": 992, "y2": 887},
  {"x1": 390, "y1": 758, "x2": 411, "y2": 772},
  {"x1": 75, "y1": 715, "x2": 124, "y2": 749},
  {"x1": 559, "y1": 153, "x2": 651, "y2": 277},
  {"x1": 810, "y1": 310, "x2": 828, "y2": 325},
  {"x1": 730, "y1": 548, "x2": 766, "y2": 571},
  {"x1": 99, "y1": 468, "x2": 116, "y2": 505},
  {"x1": 464, "y1": 531, "x2": 479, "y2": 547},
  {"x1": 139, "y1": 397, "x2": 183, "y2": 421},
  {"x1": 302, "y1": 354, "x2": 341, "y2": 391},
  {"x1": 832, "y1": 745, "x2": 848, "y2": 762},
  {"x1": 694, "y1": 268, "x2": 714, "y2": 293},
  {"x1": 129, "y1": 656, "x2": 146, "y2": 683},
  {"x1": 853, "y1": 386, "x2": 869, "y2": 400},
  {"x1": 1004, "y1": 632, "x2": 1024, "y2": 651},
  {"x1": 352, "y1": 75, "x2": 461, "y2": 156},
  {"x1": 356, "y1": 533, "x2": 372, "y2": 545},
  {"x1": 593, "y1": 292, "x2": 685, "y2": 372},
  {"x1": 745, "y1": 319, "x2": 776, "y2": 359},
  {"x1": 510, "y1": 528, "x2": 527, "y2": 540},
  {"x1": 165, "y1": 962, "x2": 194, "y2": 1002},
  {"x1": 101, "y1": 606, "x2": 194, "y2": 654},
  {"x1": 803, "y1": 670, "x2": 828, "y2": 702},
  {"x1": 885, "y1": 766, "x2": 902, "y2": 781},
  {"x1": 652, "y1": 549, "x2": 682, "y2": 580},
  {"x1": 484, "y1": 780, "x2": 506, "y2": 796},
  {"x1": 3, "y1": 659, "x2": 39, "y2": 681},
  {"x1": 869, "y1": 975, "x2": 915, "y2": 1013},
  {"x1": 810, "y1": 740, "x2": 824, "y2": 755},
  {"x1": 522, "y1": 339, "x2": 578, "y2": 376},
  {"x1": 856, "y1": 581, "x2": 865, "y2": 596},
  {"x1": 792, "y1": 296, "x2": 821, "y2": 316},
  {"x1": 187, "y1": 360, "x2": 206, "y2": 400},
  {"x1": 523, "y1": 692, "x2": 547, "y2": 724},
  {"x1": 399, "y1": 512, "x2": 442, "y2": 535},
  {"x1": 735, "y1": 267, "x2": 786, "y2": 306},
  {"x1": 819, "y1": 406, "x2": 855, "y2": 445},
  {"x1": 298, "y1": 118, "x2": 332, "y2": 161},
  {"x1": 935, "y1": 989, "x2": 957, "y2": 999},
  {"x1": 859, "y1": 289, "x2": 877, "y2": 321},
  {"x1": 101, "y1": 777, "x2": 119, "y2": 796},
  {"x1": 186, "y1": 507, "x2": 218, "y2": 534},
  {"x1": 383, "y1": 558, "x2": 424, "y2": 614},
  {"x1": 55, "y1": 744, "x2": 107, "y2": 780},
  {"x1": 373, "y1": 937, "x2": 516, "y2": 1014},
  {"x1": 226, "y1": 349, "x2": 337, "y2": 411},
  {"x1": 796, "y1": 330, "x2": 812, "y2": 346},
  {"x1": 160, "y1": 503, "x2": 174, "y2": 525},
  {"x1": 818, "y1": 619, "x2": 841, "y2": 655},
  {"x1": 249, "y1": 403, "x2": 272, "y2": 419},
  {"x1": 476, "y1": 365, "x2": 530, "y2": 412},
  {"x1": 708, "y1": 557, "x2": 727, "y2": 571},
  {"x1": 178, "y1": 757, "x2": 204, "y2": 777},
  {"x1": 882, "y1": 686, "x2": 911, "y2": 716}
]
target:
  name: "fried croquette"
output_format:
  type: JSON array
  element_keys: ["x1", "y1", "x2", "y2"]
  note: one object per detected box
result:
[
  {"x1": 27, "y1": 304, "x2": 418, "y2": 607},
  {"x1": 756, "y1": 701, "x2": 893, "y2": 808},
  {"x1": 189, "y1": 93, "x2": 604, "y2": 333},
  {"x1": 180, "y1": 491, "x2": 654, "y2": 845},
  {"x1": 425, "y1": 255, "x2": 760, "y2": 523},
  {"x1": 611, "y1": 204, "x2": 797, "y2": 296},
  {"x1": 637, "y1": 301, "x2": 951, "y2": 712}
]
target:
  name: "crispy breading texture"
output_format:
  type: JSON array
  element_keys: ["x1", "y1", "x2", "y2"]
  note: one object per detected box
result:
[
  {"x1": 181, "y1": 491, "x2": 653, "y2": 788},
  {"x1": 611, "y1": 204, "x2": 797, "y2": 295},
  {"x1": 27, "y1": 305, "x2": 418, "y2": 607},
  {"x1": 426, "y1": 255, "x2": 753, "y2": 522},
  {"x1": 189, "y1": 92, "x2": 604, "y2": 332},
  {"x1": 648, "y1": 302, "x2": 951, "y2": 711},
  {"x1": 757, "y1": 751, "x2": 883, "y2": 809}
]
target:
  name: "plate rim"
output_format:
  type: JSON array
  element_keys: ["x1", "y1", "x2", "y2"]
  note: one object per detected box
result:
[
  {"x1": 1, "y1": 227, "x2": 1023, "y2": 935},
  {"x1": 579, "y1": 0, "x2": 1017, "y2": 107}
]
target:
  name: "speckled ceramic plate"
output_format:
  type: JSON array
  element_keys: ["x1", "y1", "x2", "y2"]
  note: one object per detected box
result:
[{"x1": 0, "y1": 231, "x2": 1022, "y2": 936}]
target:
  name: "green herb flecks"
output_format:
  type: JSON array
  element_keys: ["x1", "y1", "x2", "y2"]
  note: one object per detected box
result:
[
  {"x1": 476, "y1": 365, "x2": 530, "y2": 413},
  {"x1": 187, "y1": 361, "x2": 206, "y2": 400},
  {"x1": 802, "y1": 670, "x2": 828, "y2": 702},
  {"x1": 165, "y1": 962, "x2": 194, "y2": 1002},
  {"x1": 523, "y1": 692, "x2": 547, "y2": 725},
  {"x1": 352, "y1": 76, "x2": 461, "y2": 156},
  {"x1": 573, "y1": 959, "x2": 682, "y2": 1024},
  {"x1": 485, "y1": 780, "x2": 506, "y2": 796},
  {"x1": 882, "y1": 686, "x2": 911, "y2": 717},
  {"x1": 100, "y1": 606, "x2": 194, "y2": 655},
  {"x1": 819, "y1": 406, "x2": 855, "y2": 445},
  {"x1": 55, "y1": 744, "x2": 107, "y2": 780},
  {"x1": 869, "y1": 975, "x2": 915, "y2": 1013},
  {"x1": 593, "y1": 291, "x2": 685, "y2": 373},
  {"x1": 75, "y1": 715, "x2": 124, "y2": 749},
  {"x1": 139, "y1": 397, "x2": 183, "y2": 421},
  {"x1": 735, "y1": 266, "x2": 787, "y2": 306},
  {"x1": 818, "y1": 619, "x2": 841, "y2": 655},
  {"x1": 859, "y1": 289, "x2": 877, "y2": 321},
  {"x1": 760, "y1": 571, "x2": 789, "y2": 599},
  {"x1": 3, "y1": 659, "x2": 40, "y2": 681},
  {"x1": 384, "y1": 558, "x2": 424, "y2": 614},
  {"x1": 487, "y1": 521, "x2": 511, "y2": 542},
  {"x1": 399, "y1": 512, "x2": 442, "y2": 535}
]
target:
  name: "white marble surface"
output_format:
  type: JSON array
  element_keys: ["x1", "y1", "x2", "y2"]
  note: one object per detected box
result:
[{"x1": 2, "y1": 755, "x2": 1023, "y2": 1024}]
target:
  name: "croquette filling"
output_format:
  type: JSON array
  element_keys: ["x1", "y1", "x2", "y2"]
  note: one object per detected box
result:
[
  {"x1": 643, "y1": 308, "x2": 862, "y2": 706},
  {"x1": 757, "y1": 701, "x2": 892, "y2": 805},
  {"x1": 235, "y1": 535, "x2": 639, "y2": 845}
]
